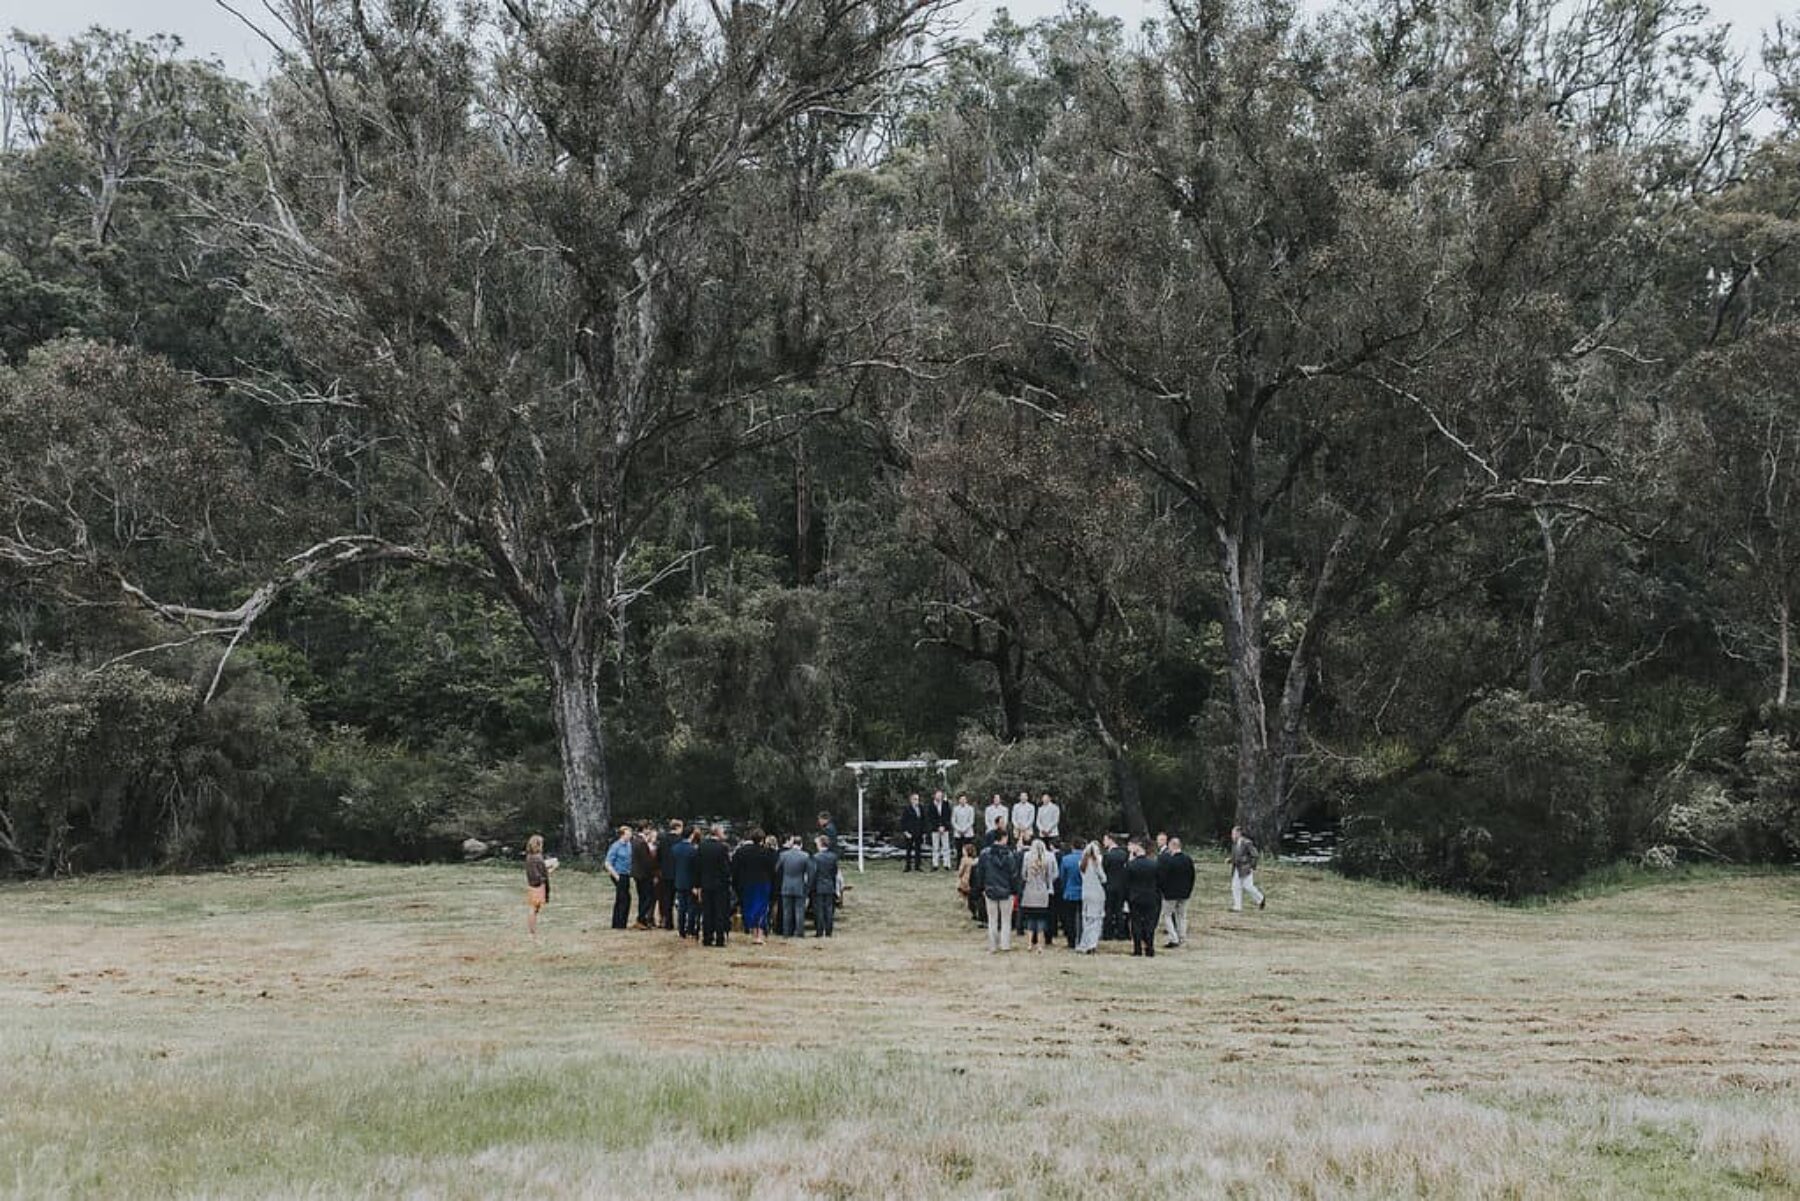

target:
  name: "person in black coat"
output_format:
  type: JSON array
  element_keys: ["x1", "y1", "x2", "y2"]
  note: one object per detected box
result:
[
  {"x1": 1123, "y1": 838, "x2": 1164, "y2": 957},
  {"x1": 1101, "y1": 834, "x2": 1129, "y2": 941},
  {"x1": 630, "y1": 827, "x2": 656, "y2": 928},
  {"x1": 1156, "y1": 837, "x2": 1197, "y2": 948},
  {"x1": 695, "y1": 825, "x2": 733, "y2": 947},
  {"x1": 670, "y1": 828, "x2": 701, "y2": 940},
  {"x1": 899, "y1": 792, "x2": 927, "y2": 872},
  {"x1": 654, "y1": 819, "x2": 684, "y2": 929},
  {"x1": 810, "y1": 836, "x2": 841, "y2": 937},
  {"x1": 731, "y1": 832, "x2": 779, "y2": 943}
]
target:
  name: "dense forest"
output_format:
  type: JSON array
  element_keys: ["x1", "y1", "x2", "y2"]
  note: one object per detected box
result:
[{"x1": 1, "y1": 0, "x2": 1796, "y2": 895}]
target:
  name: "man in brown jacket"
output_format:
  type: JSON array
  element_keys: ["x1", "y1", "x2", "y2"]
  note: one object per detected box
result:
[{"x1": 1229, "y1": 826, "x2": 1266, "y2": 912}]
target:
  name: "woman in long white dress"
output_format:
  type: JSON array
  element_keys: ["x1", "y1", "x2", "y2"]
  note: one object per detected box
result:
[{"x1": 1075, "y1": 841, "x2": 1107, "y2": 953}]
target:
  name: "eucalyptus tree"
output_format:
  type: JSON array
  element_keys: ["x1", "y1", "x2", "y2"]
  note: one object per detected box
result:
[
  {"x1": 906, "y1": 0, "x2": 1735, "y2": 843},
  {"x1": 900, "y1": 396, "x2": 1188, "y2": 836},
  {"x1": 1674, "y1": 80, "x2": 1800, "y2": 710},
  {"x1": 4, "y1": 0, "x2": 944, "y2": 855},
  {"x1": 0, "y1": 30, "x2": 251, "y2": 368}
]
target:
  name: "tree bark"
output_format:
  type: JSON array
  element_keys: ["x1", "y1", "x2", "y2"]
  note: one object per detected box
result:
[
  {"x1": 547, "y1": 644, "x2": 613, "y2": 858},
  {"x1": 995, "y1": 625, "x2": 1026, "y2": 742},
  {"x1": 1094, "y1": 715, "x2": 1148, "y2": 838},
  {"x1": 794, "y1": 437, "x2": 814, "y2": 585},
  {"x1": 1218, "y1": 518, "x2": 1350, "y2": 849},
  {"x1": 1218, "y1": 525, "x2": 1282, "y2": 845},
  {"x1": 1779, "y1": 593, "x2": 1791, "y2": 710},
  {"x1": 1528, "y1": 507, "x2": 1557, "y2": 699}
]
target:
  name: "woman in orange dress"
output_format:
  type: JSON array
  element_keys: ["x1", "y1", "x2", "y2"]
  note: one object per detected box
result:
[{"x1": 524, "y1": 834, "x2": 553, "y2": 937}]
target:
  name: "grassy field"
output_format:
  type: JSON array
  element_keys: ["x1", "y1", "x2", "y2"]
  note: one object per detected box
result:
[{"x1": 1, "y1": 857, "x2": 1796, "y2": 1199}]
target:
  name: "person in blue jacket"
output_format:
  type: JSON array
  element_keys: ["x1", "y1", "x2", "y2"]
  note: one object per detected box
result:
[
  {"x1": 1057, "y1": 841, "x2": 1085, "y2": 948},
  {"x1": 604, "y1": 826, "x2": 635, "y2": 930}
]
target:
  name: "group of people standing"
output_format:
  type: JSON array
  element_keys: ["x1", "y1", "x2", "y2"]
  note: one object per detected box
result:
[
  {"x1": 520, "y1": 792, "x2": 1269, "y2": 960},
  {"x1": 953, "y1": 806, "x2": 1268, "y2": 957},
  {"x1": 896, "y1": 790, "x2": 1062, "y2": 872},
  {"x1": 588, "y1": 813, "x2": 845, "y2": 945}
]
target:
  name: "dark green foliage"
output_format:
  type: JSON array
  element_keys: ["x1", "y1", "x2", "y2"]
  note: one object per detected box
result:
[
  {"x1": 0, "y1": 656, "x2": 313, "y2": 875},
  {"x1": 3, "y1": 9, "x2": 1800, "y2": 883},
  {"x1": 1742, "y1": 718, "x2": 1800, "y2": 858},
  {"x1": 1339, "y1": 693, "x2": 1627, "y2": 898},
  {"x1": 302, "y1": 731, "x2": 562, "y2": 862}
]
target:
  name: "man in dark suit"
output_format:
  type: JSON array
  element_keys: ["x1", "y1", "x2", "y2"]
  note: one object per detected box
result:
[
  {"x1": 630, "y1": 826, "x2": 655, "y2": 928},
  {"x1": 810, "y1": 835, "x2": 841, "y2": 936},
  {"x1": 1157, "y1": 836, "x2": 1197, "y2": 948},
  {"x1": 1101, "y1": 834, "x2": 1129, "y2": 941},
  {"x1": 899, "y1": 792, "x2": 927, "y2": 872},
  {"x1": 1124, "y1": 838, "x2": 1164, "y2": 957},
  {"x1": 696, "y1": 824, "x2": 733, "y2": 947},
  {"x1": 670, "y1": 827, "x2": 701, "y2": 940},
  {"x1": 654, "y1": 819, "x2": 684, "y2": 929},
  {"x1": 816, "y1": 811, "x2": 837, "y2": 850}
]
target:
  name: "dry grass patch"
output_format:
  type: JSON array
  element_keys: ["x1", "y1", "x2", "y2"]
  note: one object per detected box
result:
[{"x1": 1, "y1": 859, "x2": 1796, "y2": 1198}]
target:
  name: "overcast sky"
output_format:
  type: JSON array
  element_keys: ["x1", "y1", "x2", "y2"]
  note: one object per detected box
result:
[{"x1": 3, "y1": 0, "x2": 1791, "y2": 79}]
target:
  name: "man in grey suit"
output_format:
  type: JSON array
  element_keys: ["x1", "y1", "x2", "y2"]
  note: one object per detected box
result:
[{"x1": 775, "y1": 836, "x2": 814, "y2": 937}]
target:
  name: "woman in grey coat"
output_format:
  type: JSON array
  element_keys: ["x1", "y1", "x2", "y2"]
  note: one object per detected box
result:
[
  {"x1": 1075, "y1": 840, "x2": 1107, "y2": 953},
  {"x1": 1018, "y1": 839, "x2": 1058, "y2": 952}
]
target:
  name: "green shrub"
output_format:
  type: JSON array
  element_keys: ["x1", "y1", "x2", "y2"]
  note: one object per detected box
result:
[
  {"x1": 1338, "y1": 691, "x2": 1625, "y2": 898},
  {"x1": 1742, "y1": 726, "x2": 1800, "y2": 859},
  {"x1": 302, "y1": 729, "x2": 564, "y2": 861},
  {"x1": 0, "y1": 656, "x2": 314, "y2": 875}
]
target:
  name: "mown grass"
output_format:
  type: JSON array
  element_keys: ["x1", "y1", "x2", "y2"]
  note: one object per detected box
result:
[{"x1": 2, "y1": 859, "x2": 1796, "y2": 1198}]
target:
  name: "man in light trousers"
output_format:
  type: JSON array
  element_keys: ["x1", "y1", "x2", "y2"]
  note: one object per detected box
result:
[
  {"x1": 979, "y1": 833, "x2": 1020, "y2": 952},
  {"x1": 928, "y1": 789, "x2": 954, "y2": 870},
  {"x1": 1229, "y1": 825, "x2": 1266, "y2": 912},
  {"x1": 1157, "y1": 836, "x2": 1196, "y2": 947}
]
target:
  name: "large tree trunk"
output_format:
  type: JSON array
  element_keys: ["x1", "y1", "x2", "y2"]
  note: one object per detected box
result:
[
  {"x1": 1218, "y1": 526, "x2": 1283, "y2": 846},
  {"x1": 1094, "y1": 714, "x2": 1148, "y2": 838},
  {"x1": 547, "y1": 645, "x2": 613, "y2": 858},
  {"x1": 1217, "y1": 518, "x2": 1349, "y2": 849},
  {"x1": 995, "y1": 625, "x2": 1026, "y2": 742}
]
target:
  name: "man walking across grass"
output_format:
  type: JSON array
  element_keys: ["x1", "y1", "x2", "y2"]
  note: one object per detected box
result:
[{"x1": 1229, "y1": 825, "x2": 1266, "y2": 912}]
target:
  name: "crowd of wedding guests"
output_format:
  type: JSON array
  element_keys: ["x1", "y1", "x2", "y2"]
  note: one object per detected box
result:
[
  {"x1": 586, "y1": 812, "x2": 847, "y2": 946},
  {"x1": 522, "y1": 790, "x2": 1269, "y2": 956},
  {"x1": 893, "y1": 789, "x2": 1268, "y2": 956}
]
